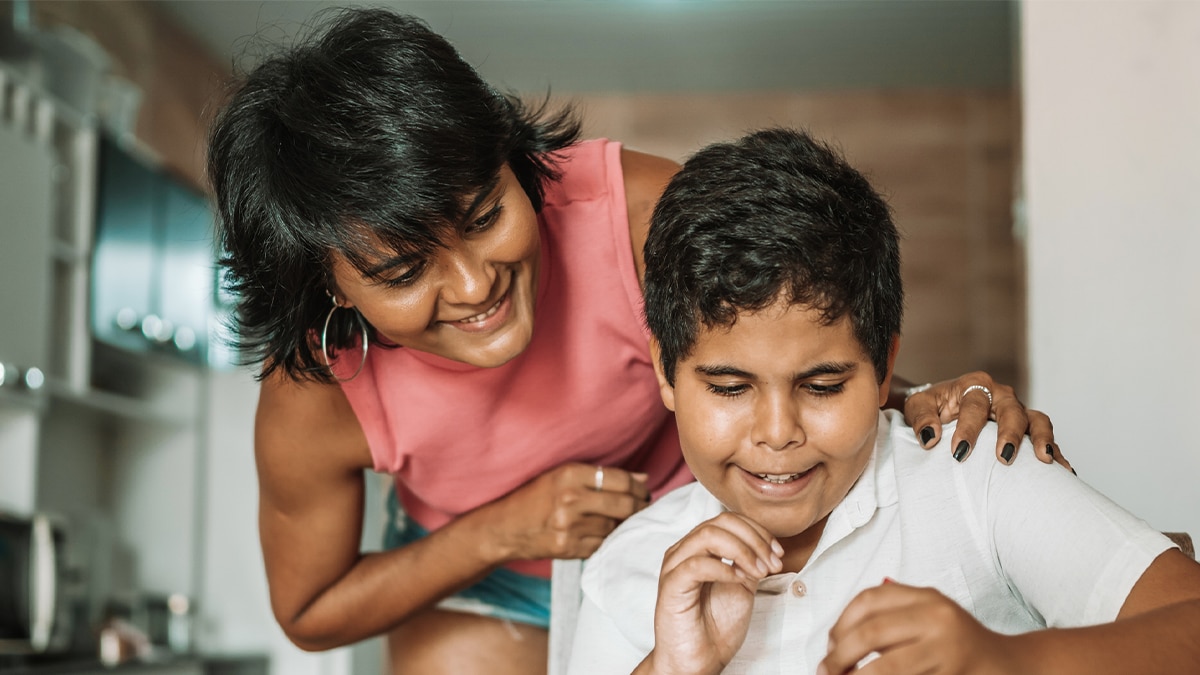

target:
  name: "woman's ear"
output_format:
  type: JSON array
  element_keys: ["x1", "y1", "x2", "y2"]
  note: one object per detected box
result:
[
  {"x1": 649, "y1": 338, "x2": 677, "y2": 412},
  {"x1": 877, "y1": 335, "x2": 901, "y2": 408}
]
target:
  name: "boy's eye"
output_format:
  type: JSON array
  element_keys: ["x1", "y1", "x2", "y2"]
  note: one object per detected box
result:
[
  {"x1": 804, "y1": 382, "x2": 845, "y2": 396},
  {"x1": 467, "y1": 205, "x2": 502, "y2": 233},
  {"x1": 706, "y1": 382, "x2": 748, "y2": 397}
]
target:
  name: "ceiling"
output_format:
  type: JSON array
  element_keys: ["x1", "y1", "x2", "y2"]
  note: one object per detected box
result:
[{"x1": 158, "y1": 0, "x2": 1015, "y2": 94}]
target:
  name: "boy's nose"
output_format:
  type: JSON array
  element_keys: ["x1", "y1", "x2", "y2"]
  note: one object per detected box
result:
[{"x1": 752, "y1": 393, "x2": 804, "y2": 451}]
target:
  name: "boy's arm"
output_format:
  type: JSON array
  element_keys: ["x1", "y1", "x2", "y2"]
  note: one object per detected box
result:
[
  {"x1": 820, "y1": 550, "x2": 1200, "y2": 675},
  {"x1": 822, "y1": 430, "x2": 1199, "y2": 675},
  {"x1": 1008, "y1": 548, "x2": 1200, "y2": 674}
]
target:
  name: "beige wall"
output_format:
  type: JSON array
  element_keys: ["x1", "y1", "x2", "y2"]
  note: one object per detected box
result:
[{"x1": 1022, "y1": 0, "x2": 1200, "y2": 539}]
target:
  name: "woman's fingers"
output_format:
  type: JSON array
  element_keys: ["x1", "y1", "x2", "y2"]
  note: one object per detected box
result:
[
  {"x1": 584, "y1": 464, "x2": 651, "y2": 501},
  {"x1": 901, "y1": 386, "x2": 948, "y2": 449},
  {"x1": 903, "y1": 372, "x2": 1070, "y2": 469},
  {"x1": 947, "y1": 381, "x2": 995, "y2": 463}
]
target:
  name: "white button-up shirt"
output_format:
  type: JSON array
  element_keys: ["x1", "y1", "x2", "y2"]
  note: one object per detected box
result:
[{"x1": 566, "y1": 411, "x2": 1175, "y2": 674}]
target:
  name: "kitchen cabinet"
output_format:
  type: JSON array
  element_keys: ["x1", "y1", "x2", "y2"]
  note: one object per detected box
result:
[
  {"x1": 0, "y1": 70, "x2": 62, "y2": 516},
  {"x1": 0, "y1": 63, "x2": 205, "y2": 654},
  {"x1": 92, "y1": 137, "x2": 216, "y2": 365},
  {"x1": 0, "y1": 114, "x2": 54, "y2": 385}
]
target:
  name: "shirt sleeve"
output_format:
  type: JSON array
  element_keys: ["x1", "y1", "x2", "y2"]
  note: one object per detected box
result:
[
  {"x1": 566, "y1": 596, "x2": 648, "y2": 674},
  {"x1": 984, "y1": 440, "x2": 1177, "y2": 627}
]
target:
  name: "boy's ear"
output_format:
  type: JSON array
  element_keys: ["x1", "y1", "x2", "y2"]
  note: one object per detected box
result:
[
  {"x1": 877, "y1": 335, "x2": 901, "y2": 408},
  {"x1": 648, "y1": 338, "x2": 677, "y2": 412}
]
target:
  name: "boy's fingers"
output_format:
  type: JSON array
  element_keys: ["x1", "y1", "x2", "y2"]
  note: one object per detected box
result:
[
  {"x1": 663, "y1": 513, "x2": 783, "y2": 579},
  {"x1": 661, "y1": 554, "x2": 757, "y2": 597}
]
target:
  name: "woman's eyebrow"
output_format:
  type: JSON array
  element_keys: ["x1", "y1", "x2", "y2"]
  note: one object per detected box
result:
[
  {"x1": 459, "y1": 174, "x2": 503, "y2": 222},
  {"x1": 364, "y1": 253, "x2": 423, "y2": 278}
]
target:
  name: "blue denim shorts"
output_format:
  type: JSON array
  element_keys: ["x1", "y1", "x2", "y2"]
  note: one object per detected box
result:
[{"x1": 383, "y1": 487, "x2": 551, "y2": 629}]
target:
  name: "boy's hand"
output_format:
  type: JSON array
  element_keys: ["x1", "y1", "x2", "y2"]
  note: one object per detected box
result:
[
  {"x1": 819, "y1": 580, "x2": 1018, "y2": 675},
  {"x1": 643, "y1": 512, "x2": 784, "y2": 675},
  {"x1": 902, "y1": 371, "x2": 1071, "y2": 471}
]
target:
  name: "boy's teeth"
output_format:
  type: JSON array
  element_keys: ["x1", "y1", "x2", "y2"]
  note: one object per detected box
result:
[{"x1": 756, "y1": 472, "x2": 802, "y2": 484}]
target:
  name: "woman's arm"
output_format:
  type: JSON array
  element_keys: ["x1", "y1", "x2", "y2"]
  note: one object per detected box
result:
[{"x1": 254, "y1": 371, "x2": 649, "y2": 650}]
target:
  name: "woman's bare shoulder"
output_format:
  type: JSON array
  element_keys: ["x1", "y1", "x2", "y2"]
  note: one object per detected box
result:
[
  {"x1": 620, "y1": 147, "x2": 680, "y2": 285},
  {"x1": 256, "y1": 370, "x2": 374, "y2": 504}
]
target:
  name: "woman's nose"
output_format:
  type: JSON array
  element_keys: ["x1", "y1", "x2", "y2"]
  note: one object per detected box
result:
[
  {"x1": 752, "y1": 392, "x2": 804, "y2": 451},
  {"x1": 440, "y1": 244, "x2": 494, "y2": 306}
]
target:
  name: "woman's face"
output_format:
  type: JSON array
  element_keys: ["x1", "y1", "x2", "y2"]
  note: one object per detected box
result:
[{"x1": 329, "y1": 164, "x2": 541, "y2": 368}]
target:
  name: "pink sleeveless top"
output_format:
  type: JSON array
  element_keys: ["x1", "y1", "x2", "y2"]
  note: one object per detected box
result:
[{"x1": 336, "y1": 139, "x2": 693, "y2": 577}]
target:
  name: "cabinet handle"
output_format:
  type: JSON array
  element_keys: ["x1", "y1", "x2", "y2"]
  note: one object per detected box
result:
[
  {"x1": 30, "y1": 514, "x2": 58, "y2": 652},
  {"x1": 0, "y1": 363, "x2": 44, "y2": 391}
]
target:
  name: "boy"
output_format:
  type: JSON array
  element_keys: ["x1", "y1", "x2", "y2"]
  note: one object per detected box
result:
[{"x1": 565, "y1": 128, "x2": 1200, "y2": 674}]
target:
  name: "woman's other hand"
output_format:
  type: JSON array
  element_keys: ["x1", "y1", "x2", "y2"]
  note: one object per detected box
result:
[
  {"x1": 902, "y1": 371, "x2": 1071, "y2": 470},
  {"x1": 483, "y1": 463, "x2": 650, "y2": 562}
]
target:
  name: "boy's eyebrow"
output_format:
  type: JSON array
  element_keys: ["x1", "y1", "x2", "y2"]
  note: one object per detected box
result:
[
  {"x1": 694, "y1": 364, "x2": 754, "y2": 379},
  {"x1": 795, "y1": 361, "x2": 858, "y2": 379},
  {"x1": 693, "y1": 361, "x2": 858, "y2": 380}
]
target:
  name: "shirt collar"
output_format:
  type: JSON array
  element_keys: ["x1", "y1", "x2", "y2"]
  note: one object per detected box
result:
[{"x1": 811, "y1": 411, "x2": 899, "y2": 557}]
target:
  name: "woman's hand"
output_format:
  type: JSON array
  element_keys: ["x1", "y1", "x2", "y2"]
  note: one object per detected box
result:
[
  {"x1": 819, "y1": 581, "x2": 1019, "y2": 675},
  {"x1": 641, "y1": 513, "x2": 783, "y2": 675},
  {"x1": 902, "y1": 371, "x2": 1071, "y2": 470},
  {"x1": 482, "y1": 463, "x2": 651, "y2": 562}
]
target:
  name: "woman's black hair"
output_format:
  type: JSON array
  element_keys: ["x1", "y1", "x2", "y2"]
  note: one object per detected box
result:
[
  {"x1": 644, "y1": 128, "x2": 903, "y2": 386},
  {"x1": 207, "y1": 7, "x2": 582, "y2": 382}
]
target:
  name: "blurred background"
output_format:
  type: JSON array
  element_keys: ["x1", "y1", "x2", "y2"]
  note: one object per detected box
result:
[{"x1": 0, "y1": 1, "x2": 1196, "y2": 673}]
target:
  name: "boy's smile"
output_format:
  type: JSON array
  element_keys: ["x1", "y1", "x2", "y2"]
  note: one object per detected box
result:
[{"x1": 653, "y1": 297, "x2": 897, "y2": 569}]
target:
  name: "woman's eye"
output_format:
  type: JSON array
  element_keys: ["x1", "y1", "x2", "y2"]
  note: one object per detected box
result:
[
  {"x1": 382, "y1": 261, "x2": 426, "y2": 287},
  {"x1": 804, "y1": 382, "x2": 845, "y2": 396},
  {"x1": 468, "y1": 205, "x2": 502, "y2": 232},
  {"x1": 706, "y1": 383, "x2": 748, "y2": 398}
]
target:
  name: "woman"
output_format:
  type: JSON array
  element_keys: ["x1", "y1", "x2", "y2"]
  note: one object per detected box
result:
[{"x1": 206, "y1": 8, "x2": 1060, "y2": 674}]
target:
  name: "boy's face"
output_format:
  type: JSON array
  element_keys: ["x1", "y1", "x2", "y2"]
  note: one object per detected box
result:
[{"x1": 653, "y1": 296, "x2": 897, "y2": 554}]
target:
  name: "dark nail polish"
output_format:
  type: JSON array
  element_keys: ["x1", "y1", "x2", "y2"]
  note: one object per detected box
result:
[
  {"x1": 953, "y1": 440, "x2": 970, "y2": 462},
  {"x1": 920, "y1": 426, "x2": 935, "y2": 446},
  {"x1": 1001, "y1": 443, "x2": 1015, "y2": 464},
  {"x1": 1046, "y1": 444, "x2": 1055, "y2": 459}
]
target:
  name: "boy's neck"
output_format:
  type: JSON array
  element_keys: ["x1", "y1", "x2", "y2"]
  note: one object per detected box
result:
[{"x1": 778, "y1": 516, "x2": 830, "y2": 573}]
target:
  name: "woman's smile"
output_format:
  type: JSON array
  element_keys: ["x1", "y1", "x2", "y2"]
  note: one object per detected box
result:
[{"x1": 442, "y1": 282, "x2": 514, "y2": 333}]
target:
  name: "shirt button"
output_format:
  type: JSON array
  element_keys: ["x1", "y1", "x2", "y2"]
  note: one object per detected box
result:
[{"x1": 791, "y1": 579, "x2": 807, "y2": 597}]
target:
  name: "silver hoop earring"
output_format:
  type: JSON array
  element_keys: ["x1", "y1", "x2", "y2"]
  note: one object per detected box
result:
[{"x1": 321, "y1": 295, "x2": 369, "y2": 382}]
